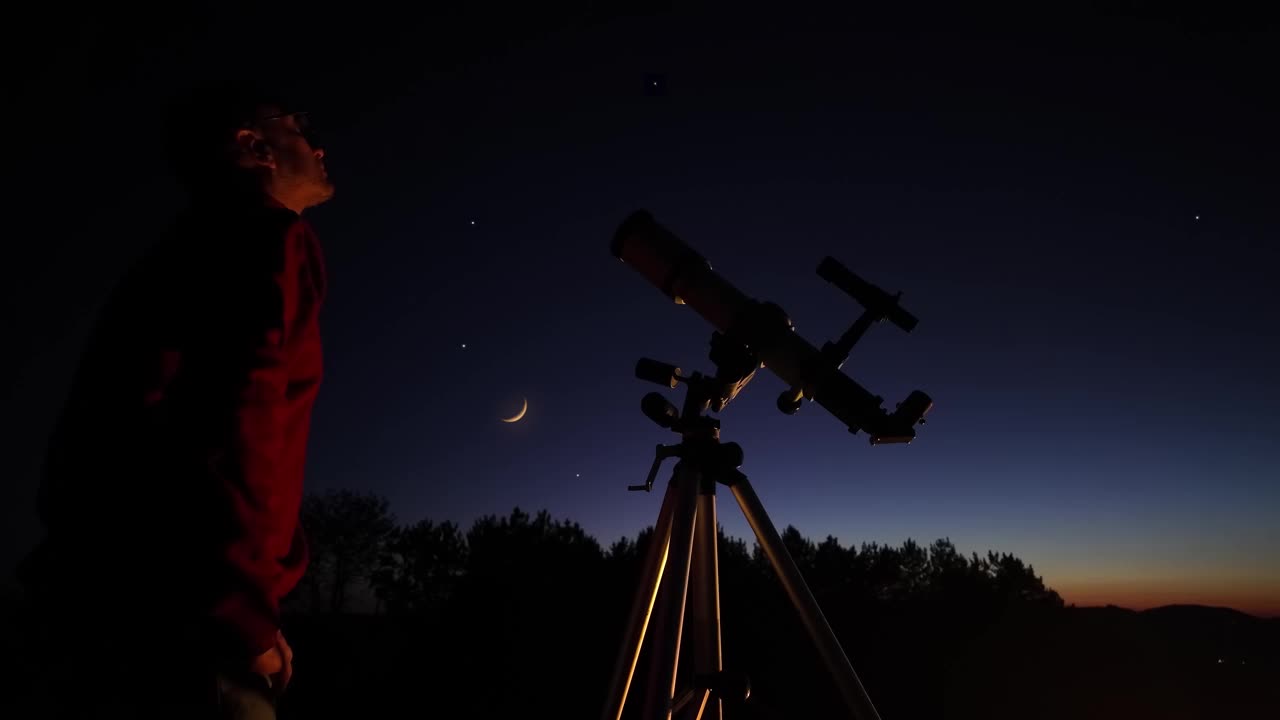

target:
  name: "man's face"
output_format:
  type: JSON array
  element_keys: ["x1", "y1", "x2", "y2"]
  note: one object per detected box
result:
[{"x1": 257, "y1": 107, "x2": 334, "y2": 210}]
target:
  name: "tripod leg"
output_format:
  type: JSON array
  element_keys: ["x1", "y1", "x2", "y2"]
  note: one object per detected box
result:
[
  {"x1": 641, "y1": 463, "x2": 701, "y2": 720},
  {"x1": 680, "y1": 475, "x2": 722, "y2": 720},
  {"x1": 729, "y1": 477, "x2": 882, "y2": 720},
  {"x1": 601, "y1": 477, "x2": 682, "y2": 720}
]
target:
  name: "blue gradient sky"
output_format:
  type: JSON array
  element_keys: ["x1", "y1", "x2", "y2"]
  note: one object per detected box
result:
[{"x1": 5, "y1": 5, "x2": 1277, "y2": 615}]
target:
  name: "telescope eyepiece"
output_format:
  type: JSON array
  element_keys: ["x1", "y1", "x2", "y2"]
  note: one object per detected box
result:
[
  {"x1": 641, "y1": 392, "x2": 680, "y2": 429},
  {"x1": 636, "y1": 358, "x2": 681, "y2": 388}
]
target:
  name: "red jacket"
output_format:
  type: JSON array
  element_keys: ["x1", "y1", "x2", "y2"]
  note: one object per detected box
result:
[{"x1": 22, "y1": 191, "x2": 325, "y2": 662}]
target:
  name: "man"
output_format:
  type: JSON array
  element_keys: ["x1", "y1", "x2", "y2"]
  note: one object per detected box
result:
[{"x1": 16, "y1": 84, "x2": 334, "y2": 718}]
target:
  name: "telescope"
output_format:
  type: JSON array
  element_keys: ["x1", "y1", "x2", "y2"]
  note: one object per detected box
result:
[{"x1": 610, "y1": 210, "x2": 932, "y2": 444}]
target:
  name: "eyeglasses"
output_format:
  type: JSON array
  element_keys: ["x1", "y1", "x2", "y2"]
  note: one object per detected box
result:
[{"x1": 259, "y1": 110, "x2": 321, "y2": 148}]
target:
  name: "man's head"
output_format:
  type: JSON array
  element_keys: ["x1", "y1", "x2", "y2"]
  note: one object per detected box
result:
[{"x1": 166, "y1": 84, "x2": 334, "y2": 213}]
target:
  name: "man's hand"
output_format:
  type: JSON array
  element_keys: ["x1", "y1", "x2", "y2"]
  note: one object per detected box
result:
[{"x1": 248, "y1": 630, "x2": 294, "y2": 695}]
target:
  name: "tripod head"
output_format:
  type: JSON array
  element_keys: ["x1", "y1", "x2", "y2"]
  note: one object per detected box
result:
[
  {"x1": 625, "y1": 336, "x2": 754, "y2": 492},
  {"x1": 612, "y1": 209, "x2": 933, "y2": 444},
  {"x1": 635, "y1": 328, "x2": 762, "y2": 421}
]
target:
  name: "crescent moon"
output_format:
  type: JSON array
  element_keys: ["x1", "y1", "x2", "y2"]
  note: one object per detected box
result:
[{"x1": 501, "y1": 397, "x2": 528, "y2": 423}]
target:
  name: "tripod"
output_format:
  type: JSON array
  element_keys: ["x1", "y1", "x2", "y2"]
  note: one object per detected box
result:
[{"x1": 600, "y1": 342, "x2": 882, "y2": 720}]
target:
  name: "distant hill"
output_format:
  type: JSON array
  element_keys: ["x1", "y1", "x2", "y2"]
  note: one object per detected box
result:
[
  {"x1": 940, "y1": 603, "x2": 1279, "y2": 719},
  {"x1": 1068, "y1": 604, "x2": 1279, "y2": 664},
  {"x1": 1139, "y1": 604, "x2": 1279, "y2": 667}
]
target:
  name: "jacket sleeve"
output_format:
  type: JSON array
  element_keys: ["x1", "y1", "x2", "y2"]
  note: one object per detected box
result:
[{"x1": 205, "y1": 217, "x2": 310, "y2": 660}]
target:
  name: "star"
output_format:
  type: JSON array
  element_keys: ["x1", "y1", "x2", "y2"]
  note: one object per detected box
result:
[
  {"x1": 644, "y1": 73, "x2": 667, "y2": 97},
  {"x1": 1195, "y1": 215, "x2": 1200, "y2": 220},
  {"x1": 575, "y1": 473, "x2": 580, "y2": 478},
  {"x1": 461, "y1": 343, "x2": 467, "y2": 349},
  {"x1": 470, "y1": 220, "x2": 476, "y2": 225}
]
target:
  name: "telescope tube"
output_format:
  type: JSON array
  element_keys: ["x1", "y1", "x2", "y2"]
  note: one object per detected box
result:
[{"x1": 611, "y1": 210, "x2": 924, "y2": 442}]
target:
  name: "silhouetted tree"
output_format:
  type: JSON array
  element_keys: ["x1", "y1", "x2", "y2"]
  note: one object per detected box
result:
[
  {"x1": 465, "y1": 507, "x2": 603, "y2": 576},
  {"x1": 370, "y1": 519, "x2": 467, "y2": 615},
  {"x1": 899, "y1": 538, "x2": 929, "y2": 600},
  {"x1": 756, "y1": 524, "x2": 817, "y2": 577},
  {"x1": 985, "y1": 550, "x2": 1064, "y2": 609},
  {"x1": 299, "y1": 489, "x2": 397, "y2": 613},
  {"x1": 716, "y1": 525, "x2": 752, "y2": 575},
  {"x1": 607, "y1": 524, "x2": 656, "y2": 565},
  {"x1": 862, "y1": 541, "x2": 906, "y2": 603},
  {"x1": 458, "y1": 506, "x2": 606, "y2": 622},
  {"x1": 814, "y1": 535, "x2": 853, "y2": 583},
  {"x1": 608, "y1": 534, "x2": 637, "y2": 561},
  {"x1": 927, "y1": 537, "x2": 967, "y2": 580}
]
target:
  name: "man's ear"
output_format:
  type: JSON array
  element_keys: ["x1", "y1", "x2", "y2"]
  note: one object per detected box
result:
[{"x1": 233, "y1": 127, "x2": 275, "y2": 169}]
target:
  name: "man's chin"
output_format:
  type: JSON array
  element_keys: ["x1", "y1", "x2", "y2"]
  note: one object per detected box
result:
[{"x1": 310, "y1": 183, "x2": 336, "y2": 207}]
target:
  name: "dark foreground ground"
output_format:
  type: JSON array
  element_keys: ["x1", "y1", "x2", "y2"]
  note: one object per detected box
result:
[{"x1": 277, "y1": 600, "x2": 1277, "y2": 720}]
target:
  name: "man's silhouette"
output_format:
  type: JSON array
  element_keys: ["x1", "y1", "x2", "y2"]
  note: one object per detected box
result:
[{"x1": 17, "y1": 84, "x2": 334, "y2": 718}]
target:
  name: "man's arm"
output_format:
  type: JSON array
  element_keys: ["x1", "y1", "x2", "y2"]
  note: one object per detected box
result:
[{"x1": 205, "y1": 217, "x2": 312, "y2": 662}]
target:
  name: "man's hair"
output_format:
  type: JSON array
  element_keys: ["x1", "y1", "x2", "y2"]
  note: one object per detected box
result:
[{"x1": 163, "y1": 82, "x2": 291, "y2": 196}]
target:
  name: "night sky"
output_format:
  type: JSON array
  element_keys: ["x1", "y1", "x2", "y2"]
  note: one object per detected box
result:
[{"x1": 4, "y1": 4, "x2": 1277, "y2": 617}]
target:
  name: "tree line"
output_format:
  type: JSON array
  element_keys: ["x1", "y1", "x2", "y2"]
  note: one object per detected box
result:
[
  {"x1": 259, "y1": 490, "x2": 1273, "y2": 719},
  {"x1": 279, "y1": 489, "x2": 1080, "y2": 718},
  {"x1": 290, "y1": 488, "x2": 1063, "y2": 619}
]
